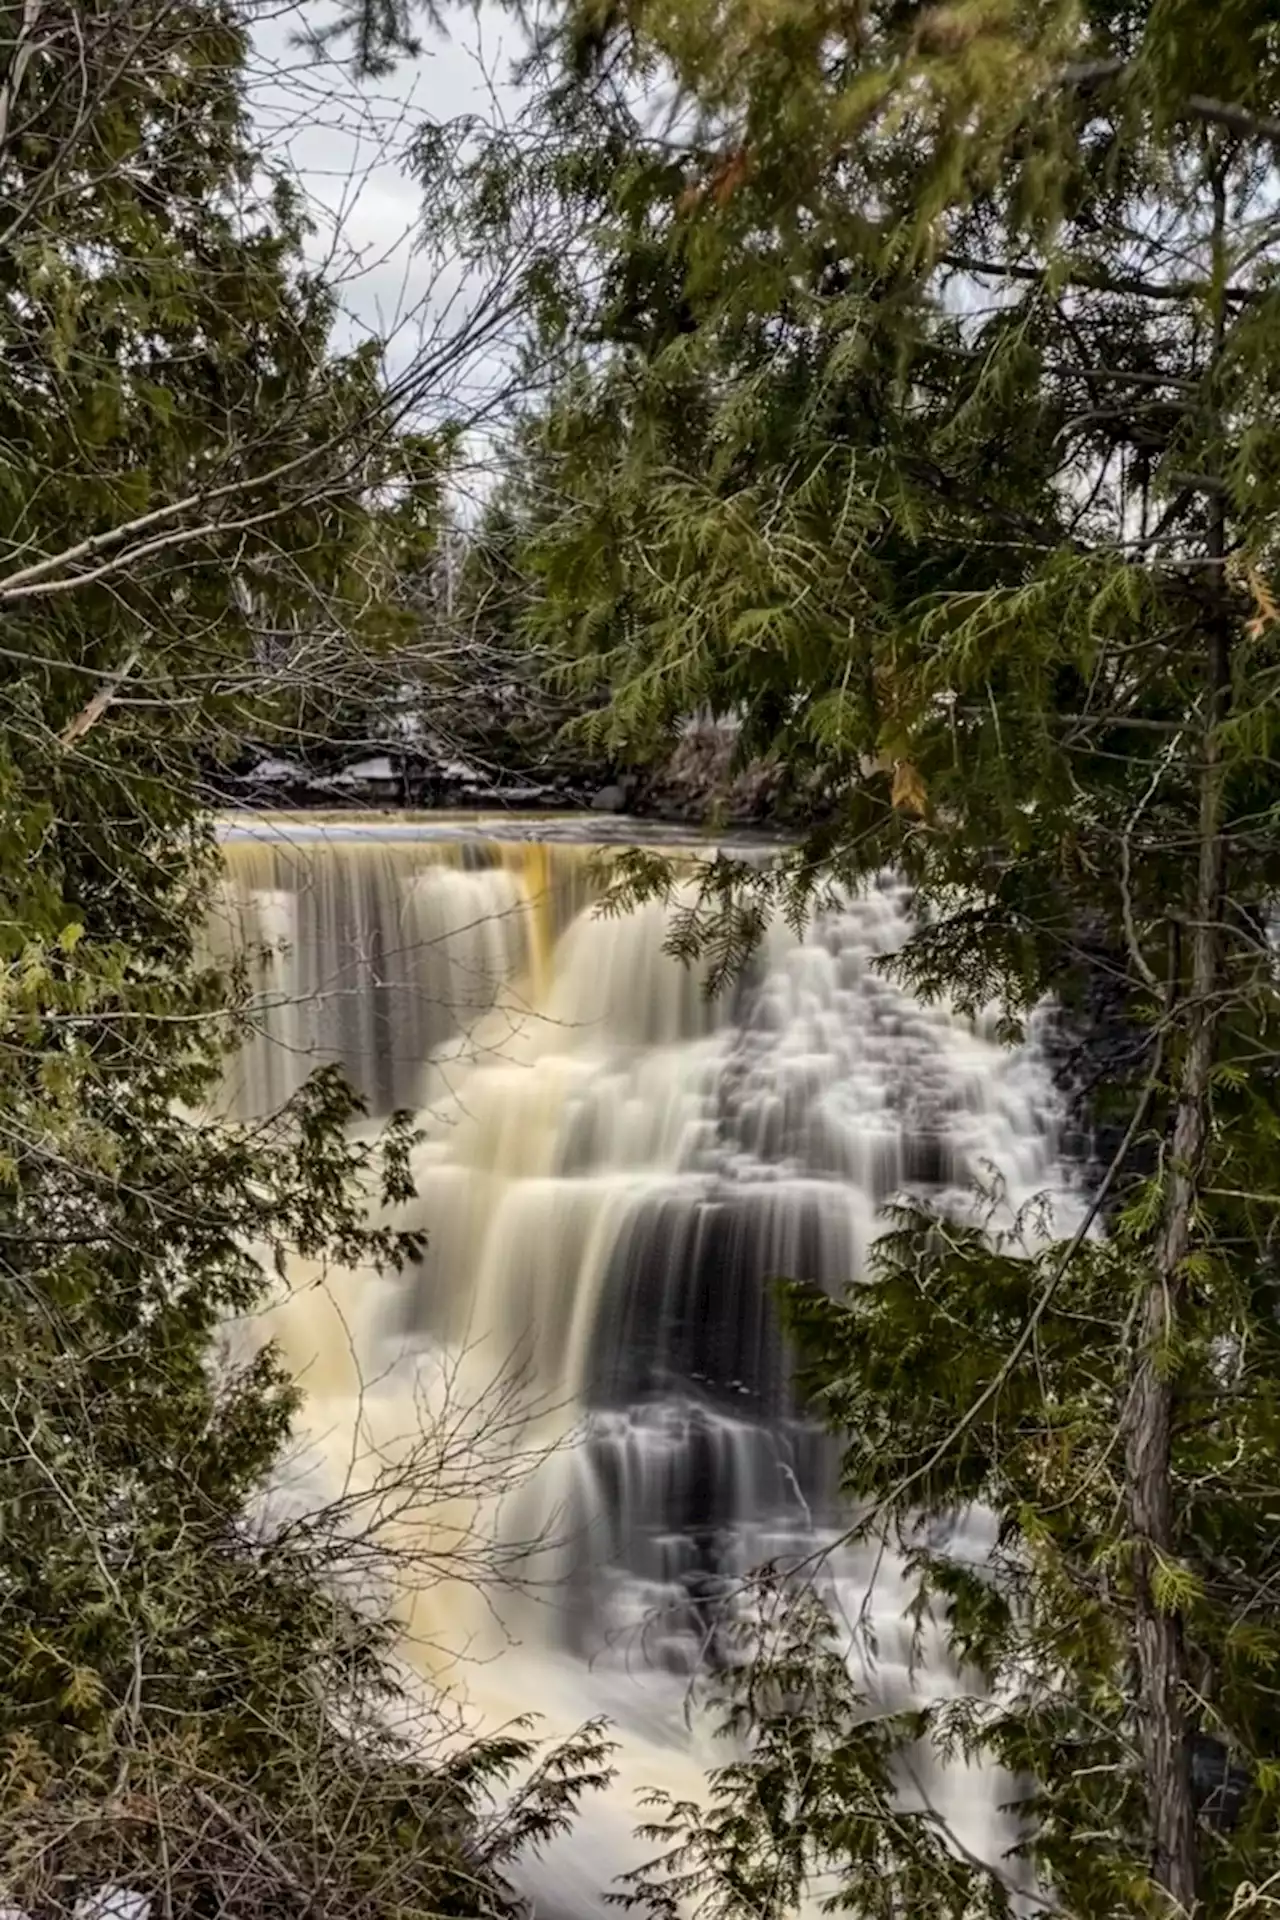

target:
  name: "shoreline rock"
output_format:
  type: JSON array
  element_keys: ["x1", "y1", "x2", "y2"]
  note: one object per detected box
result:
[{"x1": 201, "y1": 746, "x2": 613, "y2": 816}]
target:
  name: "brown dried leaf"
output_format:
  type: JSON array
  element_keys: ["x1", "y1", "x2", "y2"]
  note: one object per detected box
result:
[
  {"x1": 711, "y1": 148, "x2": 751, "y2": 206},
  {"x1": 1244, "y1": 563, "x2": 1280, "y2": 642},
  {"x1": 891, "y1": 758, "x2": 928, "y2": 816}
]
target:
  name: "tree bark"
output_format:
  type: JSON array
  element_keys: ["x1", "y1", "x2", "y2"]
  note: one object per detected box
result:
[
  {"x1": 1125, "y1": 878, "x2": 1216, "y2": 1914},
  {"x1": 1126, "y1": 616, "x2": 1227, "y2": 1912},
  {"x1": 1124, "y1": 153, "x2": 1232, "y2": 1913}
]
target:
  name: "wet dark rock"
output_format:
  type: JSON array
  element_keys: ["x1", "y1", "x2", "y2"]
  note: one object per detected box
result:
[
  {"x1": 204, "y1": 716, "x2": 807, "y2": 826},
  {"x1": 1038, "y1": 924, "x2": 1155, "y2": 1206},
  {"x1": 203, "y1": 741, "x2": 606, "y2": 814}
]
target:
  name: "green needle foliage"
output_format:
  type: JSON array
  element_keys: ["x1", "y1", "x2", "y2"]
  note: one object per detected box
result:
[
  {"x1": 0, "y1": 2, "x2": 610, "y2": 1914},
  {"x1": 426, "y1": 0, "x2": 1280, "y2": 1912}
]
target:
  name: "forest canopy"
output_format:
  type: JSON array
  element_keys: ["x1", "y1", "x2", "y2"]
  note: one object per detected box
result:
[
  {"x1": 5, "y1": 0, "x2": 1280, "y2": 1917},
  {"x1": 417, "y1": 2, "x2": 1280, "y2": 1912}
]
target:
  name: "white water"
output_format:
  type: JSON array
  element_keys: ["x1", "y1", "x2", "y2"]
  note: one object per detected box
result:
[{"x1": 211, "y1": 814, "x2": 1080, "y2": 1917}]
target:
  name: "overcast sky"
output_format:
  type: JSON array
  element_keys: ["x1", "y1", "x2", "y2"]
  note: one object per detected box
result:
[{"x1": 248, "y1": 3, "x2": 528, "y2": 494}]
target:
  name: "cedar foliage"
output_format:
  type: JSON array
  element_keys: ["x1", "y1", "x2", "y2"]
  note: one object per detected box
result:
[
  {"x1": 0, "y1": 3, "x2": 610, "y2": 1914},
  {"x1": 429, "y1": 0, "x2": 1280, "y2": 1912}
]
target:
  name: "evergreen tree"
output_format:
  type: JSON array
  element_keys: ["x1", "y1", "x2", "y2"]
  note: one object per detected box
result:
[
  {"x1": 437, "y1": 1, "x2": 1280, "y2": 1912},
  {"x1": 0, "y1": 3, "x2": 610, "y2": 1912}
]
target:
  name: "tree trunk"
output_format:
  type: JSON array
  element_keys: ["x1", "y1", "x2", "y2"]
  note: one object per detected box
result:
[
  {"x1": 1125, "y1": 972, "x2": 1213, "y2": 1913},
  {"x1": 1123, "y1": 142, "x2": 1234, "y2": 1916},
  {"x1": 1125, "y1": 388, "x2": 1231, "y2": 1920},
  {"x1": 1126, "y1": 615, "x2": 1226, "y2": 1909}
]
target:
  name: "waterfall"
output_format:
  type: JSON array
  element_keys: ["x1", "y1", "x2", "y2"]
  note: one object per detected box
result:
[{"x1": 213, "y1": 815, "x2": 1079, "y2": 1918}]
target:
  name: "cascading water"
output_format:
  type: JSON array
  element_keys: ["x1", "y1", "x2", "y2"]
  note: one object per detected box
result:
[{"x1": 210, "y1": 814, "x2": 1081, "y2": 1918}]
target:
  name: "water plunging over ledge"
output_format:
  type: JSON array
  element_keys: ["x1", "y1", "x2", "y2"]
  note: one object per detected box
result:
[{"x1": 209, "y1": 812, "x2": 1079, "y2": 1917}]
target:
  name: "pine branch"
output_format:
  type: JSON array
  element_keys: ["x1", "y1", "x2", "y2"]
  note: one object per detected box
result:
[
  {"x1": 1186, "y1": 94, "x2": 1280, "y2": 145},
  {"x1": 820, "y1": 1037, "x2": 1166, "y2": 1549},
  {"x1": 190, "y1": 1787, "x2": 313, "y2": 1911},
  {"x1": 940, "y1": 253, "x2": 1254, "y2": 305},
  {"x1": 1059, "y1": 57, "x2": 1280, "y2": 145}
]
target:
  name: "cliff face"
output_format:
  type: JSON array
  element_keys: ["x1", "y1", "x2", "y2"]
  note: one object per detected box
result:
[{"x1": 628, "y1": 721, "x2": 787, "y2": 822}]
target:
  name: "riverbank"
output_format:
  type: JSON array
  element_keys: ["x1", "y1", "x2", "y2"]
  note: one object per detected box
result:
[{"x1": 202, "y1": 720, "x2": 810, "y2": 826}]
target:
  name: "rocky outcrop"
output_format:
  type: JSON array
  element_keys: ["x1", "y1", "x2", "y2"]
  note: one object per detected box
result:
[
  {"x1": 204, "y1": 714, "x2": 828, "y2": 827},
  {"x1": 205, "y1": 719, "x2": 790, "y2": 822},
  {"x1": 629, "y1": 721, "x2": 791, "y2": 823},
  {"x1": 203, "y1": 743, "x2": 612, "y2": 814}
]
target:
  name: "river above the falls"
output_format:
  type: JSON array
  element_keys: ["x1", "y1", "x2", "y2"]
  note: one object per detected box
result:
[{"x1": 208, "y1": 810, "x2": 1080, "y2": 1917}]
